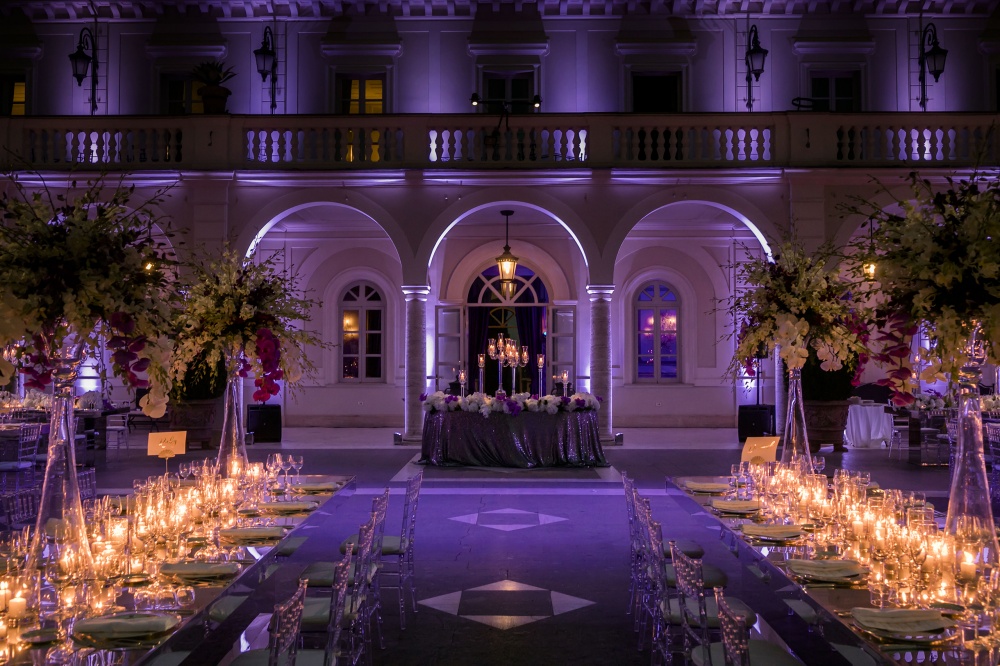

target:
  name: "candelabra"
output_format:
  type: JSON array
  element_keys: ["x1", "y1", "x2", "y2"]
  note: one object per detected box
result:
[
  {"x1": 509, "y1": 343, "x2": 528, "y2": 395},
  {"x1": 488, "y1": 335, "x2": 507, "y2": 398},
  {"x1": 537, "y1": 354, "x2": 545, "y2": 396},
  {"x1": 478, "y1": 354, "x2": 485, "y2": 395},
  {"x1": 458, "y1": 369, "x2": 467, "y2": 398}
]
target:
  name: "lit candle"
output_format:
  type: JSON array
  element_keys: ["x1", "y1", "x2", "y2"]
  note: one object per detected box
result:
[
  {"x1": 8, "y1": 596, "x2": 26, "y2": 620},
  {"x1": 960, "y1": 554, "x2": 977, "y2": 582},
  {"x1": 561, "y1": 371, "x2": 569, "y2": 384},
  {"x1": 0, "y1": 582, "x2": 10, "y2": 612},
  {"x1": 459, "y1": 370, "x2": 466, "y2": 384},
  {"x1": 537, "y1": 354, "x2": 544, "y2": 369},
  {"x1": 478, "y1": 354, "x2": 485, "y2": 369},
  {"x1": 521, "y1": 347, "x2": 528, "y2": 365},
  {"x1": 0, "y1": 619, "x2": 7, "y2": 640}
]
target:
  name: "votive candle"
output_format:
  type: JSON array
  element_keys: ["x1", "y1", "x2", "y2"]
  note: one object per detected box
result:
[
  {"x1": 537, "y1": 354, "x2": 544, "y2": 369},
  {"x1": 7, "y1": 596, "x2": 26, "y2": 620}
]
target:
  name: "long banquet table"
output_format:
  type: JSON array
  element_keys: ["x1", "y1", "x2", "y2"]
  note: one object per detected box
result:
[
  {"x1": 669, "y1": 477, "x2": 984, "y2": 665},
  {"x1": 8, "y1": 475, "x2": 356, "y2": 666},
  {"x1": 420, "y1": 409, "x2": 607, "y2": 468}
]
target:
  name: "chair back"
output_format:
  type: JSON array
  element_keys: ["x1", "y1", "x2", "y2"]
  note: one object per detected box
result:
[
  {"x1": 321, "y1": 549, "x2": 353, "y2": 666},
  {"x1": 267, "y1": 578, "x2": 307, "y2": 666},
  {"x1": 740, "y1": 436, "x2": 779, "y2": 464},
  {"x1": 669, "y1": 540, "x2": 712, "y2": 649},
  {"x1": 349, "y1": 516, "x2": 377, "y2": 616},
  {"x1": 371, "y1": 488, "x2": 390, "y2": 559},
  {"x1": 987, "y1": 423, "x2": 1000, "y2": 457},
  {"x1": 401, "y1": 471, "x2": 423, "y2": 549},
  {"x1": 714, "y1": 587, "x2": 751, "y2": 666},
  {"x1": 18, "y1": 423, "x2": 41, "y2": 461},
  {"x1": 77, "y1": 468, "x2": 97, "y2": 501},
  {"x1": 0, "y1": 487, "x2": 40, "y2": 529}
]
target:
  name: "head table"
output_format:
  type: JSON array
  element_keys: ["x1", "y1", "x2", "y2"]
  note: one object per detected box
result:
[
  {"x1": 420, "y1": 409, "x2": 607, "y2": 468},
  {"x1": 4, "y1": 473, "x2": 356, "y2": 665}
]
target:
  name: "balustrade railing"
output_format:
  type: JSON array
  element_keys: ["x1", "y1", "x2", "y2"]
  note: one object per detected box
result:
[{"x1": 1, "y1": 113, "x2": 995, "y2": 172}]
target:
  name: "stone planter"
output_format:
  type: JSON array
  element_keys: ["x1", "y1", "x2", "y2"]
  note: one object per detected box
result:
[
  {"x1": 198, "y1": 85, "x2": 231, "y2": 114},
  {"x1": 169, "y1": 398, "x2": 223, "y2": 449},
  {"x1": 803, "y1": 400, "x2": 850, "y2": 452}
]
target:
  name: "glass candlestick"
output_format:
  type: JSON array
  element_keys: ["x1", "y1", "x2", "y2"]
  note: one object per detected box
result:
[
  {"x1": 537, "y1": 354, "x2": 545, "y2": 395},
  {"x1": 458, "y1": 370, "x2": 467, "y2": 398}
]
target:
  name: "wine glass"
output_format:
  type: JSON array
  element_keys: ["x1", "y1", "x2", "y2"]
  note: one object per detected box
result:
[
  {"x1": 174, "y1": 586, "x2": 196, "y2": 612},
  {"x1": 178, "y1": 462, "x2": 190, "y2": 481},
  {"x1": 812, "y1": 456, "x2": 826, "y2": 475},
  {"x1": 280, "y1": 455, "x2": 293, "y2": 487},
  {"x1": 291, "y1": 455, "x2": 304, "y2": 482}
]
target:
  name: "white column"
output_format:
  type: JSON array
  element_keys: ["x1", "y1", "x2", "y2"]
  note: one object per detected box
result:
[
  {"x1": 588, "y1": 285, "x2": 615, "y2": 443},
  {"x1": 402, "y1": 285, "x2": 430, "y2": 443}
]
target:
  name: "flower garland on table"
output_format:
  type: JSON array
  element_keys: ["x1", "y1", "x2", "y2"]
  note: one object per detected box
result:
[
  {"x1": 171, "y1": 248, "x2": 323, "y2": 406},
  {"x1": 0, "y1": 173, "x2": 176, "y2": 414},
  {"x1": 727, "y1": 240, "x2": 871, "y2": 381},
  {"x1": 857, "y1": 172, "x2": 1000, "y2": 405},
  {"x1": 421, "y1": 391, "x2": 601, "y2": 418}
]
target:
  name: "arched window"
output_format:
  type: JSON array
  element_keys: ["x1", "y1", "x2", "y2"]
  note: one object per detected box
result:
[
  {"x1": 340, "y1": 282, "x2": 384, "y2": 382},
  {"x1": 635, "y1": 282, "x2": 679, "y2": 382}
]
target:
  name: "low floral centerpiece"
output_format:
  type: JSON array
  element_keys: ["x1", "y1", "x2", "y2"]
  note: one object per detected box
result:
[
  {"x1": 727, "y1": 239, "x2": 870, "y2": 467},
  {"x1": 422, "y1": 390, "x2": 601, "y2": 418},
  {"x1": 172, "y1": 248, "x2": 323, "y2": 475},
  {"x1": 858, "y1": 171, "x2": 1000, "y2": 577},
  {"x1": 0, "y1": 172, "x2": 177, "y2": 578}
]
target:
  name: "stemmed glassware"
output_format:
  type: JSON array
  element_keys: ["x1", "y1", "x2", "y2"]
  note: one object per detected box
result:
[{"x1": 291, "y1": 455, "x2": 304, "y2": 482}]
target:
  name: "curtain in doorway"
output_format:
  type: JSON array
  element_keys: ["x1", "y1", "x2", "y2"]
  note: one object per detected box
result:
[
  {"x1": 468, "y1": 307, "x2": 490, "y2": 393},
  {"x1": 515, "y1": 307, "x2": 545, "y2": 395}
]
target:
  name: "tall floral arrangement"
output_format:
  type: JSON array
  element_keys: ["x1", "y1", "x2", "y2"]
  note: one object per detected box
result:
[
  {"x1": 728, "y1": 240, "x2": 870, "y2": 381},
  {"x1": 858, "y1": 172, "x2": 1000, "y2": 406},
  {"x1": 171, "y1": 248, "x2": 322, "y2": 402},
  {"x1": 0, "y1": 173, "x2": 176, "y2": 414}
]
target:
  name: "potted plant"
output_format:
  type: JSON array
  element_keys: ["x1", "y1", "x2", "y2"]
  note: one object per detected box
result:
[
  {"x1": 168, "y1": 352, "x2": 227, "y2": 449},
  {"x1": 192, "y1": 60, "x2": 235, "y2": 114},
  {"x1": 798, "y1": 351, "x2": 857, "y2": 452}
]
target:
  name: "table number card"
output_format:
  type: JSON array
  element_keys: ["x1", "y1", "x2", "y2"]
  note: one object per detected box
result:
[{"x1": 148, "y1": 431, "x2": 187, "y2": 458}]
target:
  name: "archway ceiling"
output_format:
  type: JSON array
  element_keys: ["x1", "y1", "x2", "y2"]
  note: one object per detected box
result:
[
  {"x1": 630, "y1": 201, "x2": 760, "y2": 238},
  {"x1": 265, "y1": 206, "x2": 391, "y2": 238}
]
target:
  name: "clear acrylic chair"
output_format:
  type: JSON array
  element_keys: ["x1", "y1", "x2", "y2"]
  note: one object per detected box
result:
[
  {"x1": 104, "y1": 412, "x2": 129, "y2": 461},
  {"x1": 0, "y1": 422, "x2": 41, "y2": 491},
  {"x1": 297, "y1": 549, "x2": 353, "y2": 666},
  {"x1": 689, "y1": 587, "x2": 804, "y2": 666},
  {"x1": 231, "y1": 578, "x2": 308, "y2": 666},
  {"x1": 669, "y1": 541, "x2": 755, "y2": 665},
  {"x1": 373, "y1": 471, "x2": 423, "y2": 630}
]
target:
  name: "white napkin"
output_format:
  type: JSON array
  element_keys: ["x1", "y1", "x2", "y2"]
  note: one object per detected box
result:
[
  {"x1": 219, "y1": 526, "x2": 286, "y2": 543},
  {"x1": 258, "y1": 501, "x2": 318, "y2": 515},
  {"x1": 683, "y1": 481, "x2": 730, "y2": 494},
  {"x1": 711, "y1": 499, "x2": 760, "y2": 513},
  {"x1": 74, "y1": 613, "x2": 179, "y2": 638},
  {"x1": 740, "y1": 524, "x2": 804, "y2": 541},
  {"x1": 851, "y1": 608, "x2": 954, "y2": 634},
  {"x1": 786, "y1": 559, "x2": 865, "y2": 581}
]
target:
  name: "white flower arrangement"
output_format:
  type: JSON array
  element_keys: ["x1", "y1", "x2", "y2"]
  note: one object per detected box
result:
[
  {"x1": 981, "y1": 394, "x2": 1000, "y2": 412},
  {"x1": 727, "y1": 241, "x2": 870, "y2": 379},
  {"x1": 913, "y1": 392, "x2": 947, "y2": 411},
  {"x1": 76, "y1": 390, "x2": 103, "y2": 411},
  {"x1": 22, "y1": 389, "x2": 52, "y2": 411},
  {"x1": 421, "y1": 391, "x2": 601, "y2": 418}
]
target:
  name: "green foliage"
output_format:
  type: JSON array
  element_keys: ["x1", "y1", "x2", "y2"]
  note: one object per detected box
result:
[
  {"x1": 191, "y1": 61, "x2": 236, "y2": 86},
  {"x1": 170, "y1": 352, "x2": 226, "y2": 401}
]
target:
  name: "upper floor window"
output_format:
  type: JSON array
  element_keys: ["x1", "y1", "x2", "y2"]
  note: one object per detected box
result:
[
  {"x1": 632, "y1": 73, "x2": 682, "y2": 113},
  {"x1": 337, "y1": 74, "x2": 384, "y2": 115},
  {"x1": 636, "y1": 282, "x2": 679, "y2": 382},
  {"x1": 160, "y1": 73, "x2": 200, "y2": 115},
  {"x1": 341, "y1": 282, "x2": 384, "y2": 382},
  {"x1": 809, "y1": 71, "x2": 861, "y2": 112},
  {"x1": 481, "y1": 70, "x2": 535, "y2": 115},
  {"x1": 0, "y1": 75, "x2": 26, "y2": 116}
]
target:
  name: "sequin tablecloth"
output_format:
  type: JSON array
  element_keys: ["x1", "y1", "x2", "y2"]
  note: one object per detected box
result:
[{"x1": 419, "y1": 410, "x2": 607, "y2": 468}]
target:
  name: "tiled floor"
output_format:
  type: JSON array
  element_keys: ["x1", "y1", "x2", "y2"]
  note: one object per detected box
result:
[{"x1": 90, "y1": 427, "x2": 954, "y2": 665}]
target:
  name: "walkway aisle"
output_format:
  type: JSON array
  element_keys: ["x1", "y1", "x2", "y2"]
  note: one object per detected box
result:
[{"x1": 375, "y1": 459, "x2": 647, "y2": 665}]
